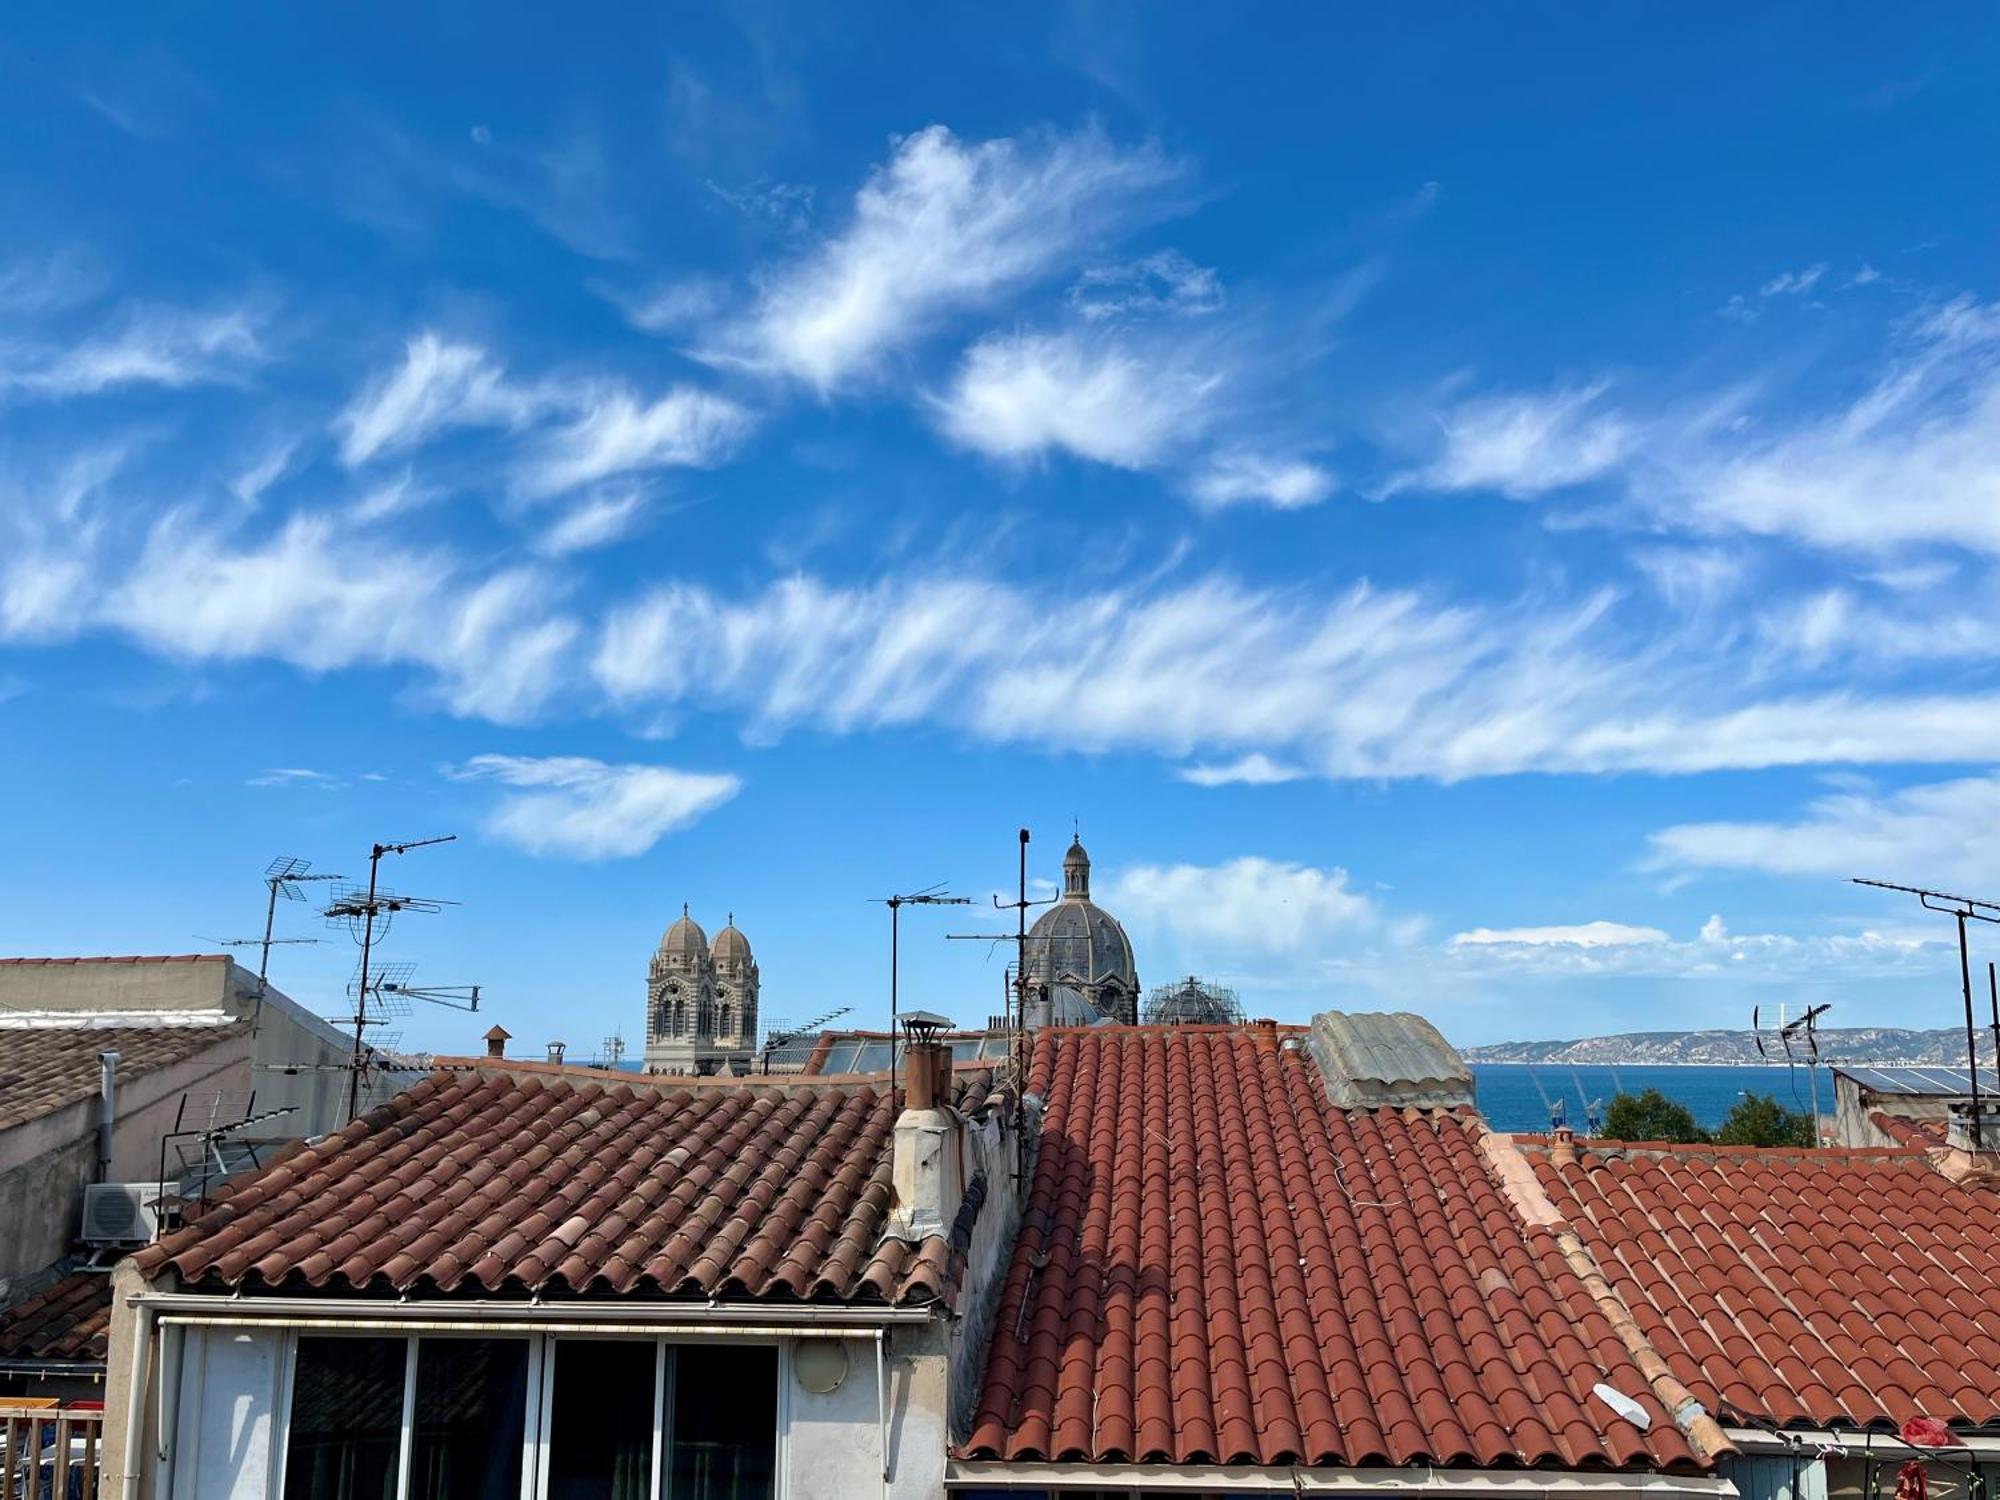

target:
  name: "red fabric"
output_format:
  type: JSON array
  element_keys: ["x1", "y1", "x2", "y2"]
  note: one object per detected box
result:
[
  {"x1": 1894, "y1": 1460, "x2": 1928, "y2": 1500},
  {"x1": 1901, "y1": 1417, "x2": 1955, "y2": 1449}
]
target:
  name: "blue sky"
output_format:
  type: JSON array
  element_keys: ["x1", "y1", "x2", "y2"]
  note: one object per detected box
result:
[{"x1": 5, "y1": 4, "x2": 2000, "y2": 1053}]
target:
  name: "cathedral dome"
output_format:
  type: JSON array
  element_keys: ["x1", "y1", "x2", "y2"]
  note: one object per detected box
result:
[
  {"x1": 711, "y1": 917, "x2": 751, "y2": 961},
  {"x1": 660, "y1": 906, "x2": 708, "y2": 956},
  {"x1": 1026, "y1": 836, "x2": 1138, "y2": 1018},
  {"x1": 1027, "y1": 899, "x2": 1138, "y2": 992}
]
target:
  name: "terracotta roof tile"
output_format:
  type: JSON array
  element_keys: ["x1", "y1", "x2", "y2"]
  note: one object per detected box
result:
[
  {"x1": 0, "y1": 1023, "x2": 248, "y2": 1131},
  {"x1": 965, "y1": 1028, "x2": 1700, "y2": 1472},
  {"x1": 134, "y1": 1067, "x2": 992, "y2": 1305},
  {"x1": 0, "y1": 1271, "x2": 113, "y2": 1363},
  {"x1": 1527, "y1": 1138, "x2": 2000, "y2": 1432}
]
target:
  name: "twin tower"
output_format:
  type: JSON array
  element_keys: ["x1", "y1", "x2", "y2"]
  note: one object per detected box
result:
[{"x1": 644, "y1": 907, "x2": 760, "y2": 1075}]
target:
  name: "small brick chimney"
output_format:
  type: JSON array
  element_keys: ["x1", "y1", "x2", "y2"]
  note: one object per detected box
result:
[
  {"x1": 484, "y1": 1024, "x2": 511, "y2": 1059},
  {"x1": 1550, "y1": 1123, "x2": 1577, "y2": 1167}
]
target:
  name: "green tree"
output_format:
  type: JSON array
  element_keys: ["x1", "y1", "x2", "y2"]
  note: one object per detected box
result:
[
  {"x1": 1600, "y1": 1088, "x2": 1709, "y2": 1143},
  {"x1": 1713, "y1": 1092, "x2": 1815, "y2": 1147}
]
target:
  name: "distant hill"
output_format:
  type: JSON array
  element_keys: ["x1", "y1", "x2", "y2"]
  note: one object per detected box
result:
[{"x1": 1462, "y1": 1026, "x2": 1976, "y2": 1066}]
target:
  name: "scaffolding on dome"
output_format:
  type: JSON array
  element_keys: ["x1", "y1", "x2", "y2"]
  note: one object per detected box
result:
[{"x1": 1141, "y1": 975, "x2": 1244, "y2": 1027}]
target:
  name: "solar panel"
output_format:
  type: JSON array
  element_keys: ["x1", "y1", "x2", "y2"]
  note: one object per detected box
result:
[{"x1": 1837, "y1": 1064, "x2": 2000, "y2": 1095}]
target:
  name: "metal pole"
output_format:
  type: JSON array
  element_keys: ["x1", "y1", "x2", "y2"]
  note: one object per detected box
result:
[
  {"x1": 1961, "y1": 910, "x2": 1982, "y2": 1148},
  {"x1": 1015, "y1": 829, "x2": 1029, "y2": 1031},
  {"x1": 1988, "y1": 962, "x2": 2000, "y2": 1107},
  {"x1": 347, "y1": 844, "x2": 383, "y2": 1123}
]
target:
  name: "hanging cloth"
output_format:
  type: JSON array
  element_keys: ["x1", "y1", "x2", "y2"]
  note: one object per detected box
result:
[{"x1": 1894, "y1": 1459, "x2": 1929, "y2": 1500}]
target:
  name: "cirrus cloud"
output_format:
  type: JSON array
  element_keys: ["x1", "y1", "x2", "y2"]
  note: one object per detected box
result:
[{"x1": 449, "y1": 754, "x2": 741, "y2": 859}]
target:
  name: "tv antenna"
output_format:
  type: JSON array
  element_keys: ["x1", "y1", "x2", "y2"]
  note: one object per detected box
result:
[
  {"x1": 1752, "y1": 1001, "x2": 1830, "y2": 1137},
  {"x1": 1854, "y1": 876, "x2": 1999, "y2": 1146},
  {"x1": 873, "y1": 885, "x2": 971, "y2": 1047},
  {"x1": 597, "y1": 1034, "x2": 627, "y2": 1070},
  {"x1": 324, "y1": 835, "x2": 458, "y2": 1122},
  {"x1": 948, "y1": 829, "x2": 1057, "y2": 1033},
  {"x1": 758, "y1": 1004, "x2": 854, "y2": 1075},
  {"x1": 202, "y1": 857, "x2": 346, "y2": 1030}
]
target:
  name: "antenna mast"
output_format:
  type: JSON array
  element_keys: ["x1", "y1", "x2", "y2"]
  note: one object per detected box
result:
[
  {"x1": 1854, "y1": 876, "x2": 2000, "y2": 1146},
  {"x1": 874, "y1": 885, "x2": 972, "y2": 1046},
  {"x1": 324, "y1": 835, "x2": 458, "y2": 1122}
]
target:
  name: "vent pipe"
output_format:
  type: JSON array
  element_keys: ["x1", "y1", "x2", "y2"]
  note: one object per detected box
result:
[{"x1": 97, "y1": 1050, "x2": 120, "y2": 1182}]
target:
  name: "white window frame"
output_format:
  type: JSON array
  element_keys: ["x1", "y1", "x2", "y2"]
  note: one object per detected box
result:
[{"x1": 273, "y1": 1329, "x2": 786, "y2": 1500}]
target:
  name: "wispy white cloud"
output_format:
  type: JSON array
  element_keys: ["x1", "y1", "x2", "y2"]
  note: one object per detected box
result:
[
  {"x1": 1660, "y1": 297, "x2": 2000, "y2": 554},
  {"x1": 534, "y1": 487, "x2": 650, "y2": 556},
  {"x1": 97, "y1": 512, "x2": 581, "y2": 722},
  {"x1": 335, "y1": 333, "x2": 540, "y2": 465},
  {"x1": 714, "y1": 123, "x2": 1181, "y2": 388},
  {"x1": 1069, "y1": 250, "x2": 1221, "y2": 321},
  {"x1": 594, "y1": 569, "x2": 2000, "y2": 779},
  {"x1": 1393, "y1": 382, "x2": 1634, "y2": 499},
  {"x1": 515, "y1": 386, "x2": 751, "y2": 498},
  {"x1": 246, "y1": 767, "x2": 346, "y2": 789},
  {"x1": 336, "y1": 331, "x2": 752, "y2": 498},
  {"x1": 1648, "y1": 772, "x2": 2000, "y2": 889},
  {"x1": 1175, "y1": 752, "x2": 1308, "y2": 787},
  {"x1": 936, "y1": 326, "x2": 1220, "y2": 468},
  {"x1": 1188, "y1": 451, "x2": 1333, "y2": 510},
  {"x1": 1761, "y1": 263, "x2": 1828, "y2": 298},
  {"x1": 229, "y1": 437, "x2": 299, "y2": 507},
  {"x1": 450, "y1": 754, "x2": 741, "y2": 859},
  {"x1": 2, "y1": 304, "x2": 265, "y2": 399}
]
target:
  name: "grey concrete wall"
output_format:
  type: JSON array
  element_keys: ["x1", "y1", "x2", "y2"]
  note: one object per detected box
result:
[
  {"x1": 0, "y1": 1041, "x2": 250, "y2": 1287},
  {"x1": 0, "y1": 960, "x2": 232, "y2": 1013}
]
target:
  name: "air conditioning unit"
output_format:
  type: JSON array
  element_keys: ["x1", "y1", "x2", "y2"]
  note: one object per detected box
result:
[{"x1": 81, "y1": 1182, "x2": 175, "y2": 1245}]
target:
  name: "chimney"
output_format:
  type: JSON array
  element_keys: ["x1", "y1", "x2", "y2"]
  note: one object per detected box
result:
[
  {"x1": 484, "y1": 1024, "x2": 511, "y2": 1059},
  {"x1": 546, "y1": 1040, "x2": 567, "y2": 1066},
  {"x1": 1550, "y1": 1123, "x2": 1577, "y2": 1167},
  {"x1": 889, "y1": 1015, "x2": 965, "y2": 1241},
  {"x1": 97, "y1": 1051, "x2": 120, "y2": 1182}
]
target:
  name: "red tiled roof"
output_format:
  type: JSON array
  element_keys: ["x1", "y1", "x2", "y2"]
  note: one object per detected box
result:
[
  {"x1": 1527, "y1": 1139, "x2": 2000, "y2": 1432},
  {"x1": 0, "y1": 1024, "x2": 249, "y2": 1132},
  {"x1": 0, "y1": 1272, "x2": 113, "y2": 1364},
  {"x1": 1870, "y1": 1111, "x2": 1947, "y2": 1149},
  {"x1": 134, "y1": 1069, "x2": 976, "y2": 1305},
  {"x1": 966, "y1": 1027, "x2": 1700, "y2": 1472},
  {"x1": 0, "y1": 954, "x2": 228, "y2": 966}
]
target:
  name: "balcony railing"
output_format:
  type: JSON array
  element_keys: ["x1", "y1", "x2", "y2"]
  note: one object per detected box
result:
[{"x1": 1, "y1": 1406, "x2": 103, "y2": 1500}]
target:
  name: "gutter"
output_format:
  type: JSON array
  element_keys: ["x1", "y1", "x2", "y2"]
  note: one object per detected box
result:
[
  {"x1": 127, "y1": 1291, "x2": 935, "y2": 1328},
  {"x1": 945, "y1": 1461, "x2": 1739, "y2": 1495},
  {"x1": 1477, "y1": 1129, "x2": 1734, "y2": 1463},
  {"x1": 1725, "y1": 1427, "x2": 2000, "y2": 1457}
]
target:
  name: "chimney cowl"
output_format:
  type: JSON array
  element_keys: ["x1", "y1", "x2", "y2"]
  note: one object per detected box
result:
[{"x1": 484, "y1": 1024, "x2": 512, "y2": 1060}]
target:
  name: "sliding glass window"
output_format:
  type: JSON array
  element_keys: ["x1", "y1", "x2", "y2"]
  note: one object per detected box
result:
[
  {"x1": 545, "y1": 1339, "x2": 658, "y2": 1500},
  {"x1": 281, "y1": 1333, "x2": 778, "y2": 1500},
  {"x1": 282, "y1": 1336, "x2": 405, "y2": 1500},
  {"x1": 408, "y1": 1337, "x2": 529, "y2": 1500}
]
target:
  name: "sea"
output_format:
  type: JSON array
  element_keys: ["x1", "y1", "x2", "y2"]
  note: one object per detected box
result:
[{"x1": 1471, "y1": 1062, "x2": 1828, "y2": 1133}]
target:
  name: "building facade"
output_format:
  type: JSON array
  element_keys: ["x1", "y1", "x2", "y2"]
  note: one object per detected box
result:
[{"x1": 645, "y1": 908, "x2": 759, "y2": 1075}]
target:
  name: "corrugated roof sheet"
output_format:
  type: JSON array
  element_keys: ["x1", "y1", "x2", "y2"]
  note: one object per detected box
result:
[
  {"x1": 1527, "y1": 1137, "x2": 2000, "y2": 1432},
  {"x1": 134, "y1": 1068, "x2": 995, "y2": 1305},
  {"x1": 1308, "y1": 1010, "x2": 1475, "y2": 1109},
  {"x1": 0, "y1": 1023, "x2": 248, "y2": 1132},
  {"x1": 965, "y1": 1026, "x2": 1698, "y2": 1472}
]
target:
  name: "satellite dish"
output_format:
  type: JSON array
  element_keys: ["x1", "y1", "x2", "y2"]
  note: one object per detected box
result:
[{"x1": 1592, "y1": 1383, "x2": 1652, "y2": 1429}]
